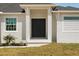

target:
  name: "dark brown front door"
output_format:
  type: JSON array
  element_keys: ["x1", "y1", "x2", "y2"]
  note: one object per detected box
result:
[{"x1": 31, "y1": 19, "x2": 46, "y2": 38}]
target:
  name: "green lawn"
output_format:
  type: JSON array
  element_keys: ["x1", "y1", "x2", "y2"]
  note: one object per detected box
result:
[{"x1": 0, "y1": 43, "x2": 79, "y2": 56}]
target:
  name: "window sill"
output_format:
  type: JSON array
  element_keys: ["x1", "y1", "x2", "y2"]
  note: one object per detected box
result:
[{"x1": 5, "y1": 31, "x2": 18, "y2": 32}]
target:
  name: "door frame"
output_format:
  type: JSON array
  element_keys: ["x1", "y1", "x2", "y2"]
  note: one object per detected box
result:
[{"x1": 31, "y1": 18, "x2": 47, "y2": 39}]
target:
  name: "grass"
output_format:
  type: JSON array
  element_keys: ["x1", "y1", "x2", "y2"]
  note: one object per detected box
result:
[{"x1": 0, "y1": 43, "x2": 79, "y2": 56}]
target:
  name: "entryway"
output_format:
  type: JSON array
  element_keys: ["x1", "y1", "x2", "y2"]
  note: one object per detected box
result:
[{"x1": 31, "y1": 19, "x2": 46, "y2": 38}]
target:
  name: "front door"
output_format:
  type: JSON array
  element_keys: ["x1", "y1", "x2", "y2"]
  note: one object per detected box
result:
[{"x1": 31, "y1": 19, "x2": 46, "y2": 38}]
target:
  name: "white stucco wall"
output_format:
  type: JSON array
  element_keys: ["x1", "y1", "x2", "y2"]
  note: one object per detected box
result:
[
  {"x1": 57, "y1": 13, "x2": 79, "y2": 43},
  {"x1": 1, "y1": 14, "x2": 26, "y2": 43}
]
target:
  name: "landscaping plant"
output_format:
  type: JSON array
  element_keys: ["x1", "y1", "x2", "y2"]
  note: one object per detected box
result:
[{"x1": 3, "y1": 34, "x2": 15, "y2": 46}]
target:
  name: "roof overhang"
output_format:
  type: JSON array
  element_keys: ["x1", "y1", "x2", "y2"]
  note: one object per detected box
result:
[
  {"x1": 20, "y1": 3, "x2": 56, "y2": 9},
  {"x1": 52, "y1": 10, "x2": 79, "y2": 13},
  {"x1": 0, "y1": 12, "x2": 25, "y2": 14}
]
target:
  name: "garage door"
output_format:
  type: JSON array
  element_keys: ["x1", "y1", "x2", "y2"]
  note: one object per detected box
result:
[{"x1": 63, "y1": 16, "x2": 79, "y2": 32}]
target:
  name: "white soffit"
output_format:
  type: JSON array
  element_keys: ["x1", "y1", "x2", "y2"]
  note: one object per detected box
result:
[{"x1": 20, "y1": 3, "x2": 56, "y2": 9}]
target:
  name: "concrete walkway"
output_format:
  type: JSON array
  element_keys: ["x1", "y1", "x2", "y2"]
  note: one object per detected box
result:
[{"x1": 0, "y1": 44, "x2": 47, "y2": 48}]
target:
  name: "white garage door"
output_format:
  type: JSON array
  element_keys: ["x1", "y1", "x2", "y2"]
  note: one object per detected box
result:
[
  {"x1": 63, "y1": 16, "x2": 79, "y2": 32},
  {"x1": 57, "y1": 15, "x2": 79, "y2": 43}
]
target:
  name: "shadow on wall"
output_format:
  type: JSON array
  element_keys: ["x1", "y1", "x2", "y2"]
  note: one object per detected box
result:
[{"x1": 52, "y1": 13, "x2": 57, "y2": 43}]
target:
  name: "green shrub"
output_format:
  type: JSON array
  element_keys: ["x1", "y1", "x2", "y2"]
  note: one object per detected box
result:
[{"x1": 3, "y1": 35, "x2": 15, "y2": 46}]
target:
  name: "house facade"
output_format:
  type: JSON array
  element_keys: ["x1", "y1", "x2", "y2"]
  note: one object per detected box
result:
[{"x1": 0, "y1": 3, "x2": 79, "y2": 46}]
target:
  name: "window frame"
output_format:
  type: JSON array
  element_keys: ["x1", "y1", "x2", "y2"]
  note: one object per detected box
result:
[
  {"x1": 4, "y1": 16, "x2": 18, "y2": 32},
  {"x1": 62, "y1": 15, "x2": 79, "y2": 32}
]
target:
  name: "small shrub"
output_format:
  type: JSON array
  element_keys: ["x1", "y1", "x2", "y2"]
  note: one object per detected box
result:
[
  {"x1": 3, "y1": 35, "x2": 15, "y2": 46},
  {"x1": 10, "y1": 43, "x2": 26, "y2": 46}
]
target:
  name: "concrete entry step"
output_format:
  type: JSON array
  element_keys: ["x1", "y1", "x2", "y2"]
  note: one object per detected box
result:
[{"x1": 27, "y1": 44, "x2": 47, "y2": 47}]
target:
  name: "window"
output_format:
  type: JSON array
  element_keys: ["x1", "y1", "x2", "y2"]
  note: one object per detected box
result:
[
  {"x1": 63, "y1": 16, "x2": 79, "y2": 32},
  {"x1": 64, "y1": 17, "x2": 79, "y2": 20},
  {"x1": 6, "y1": 18, "x2": 16, "y2": 31}
]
